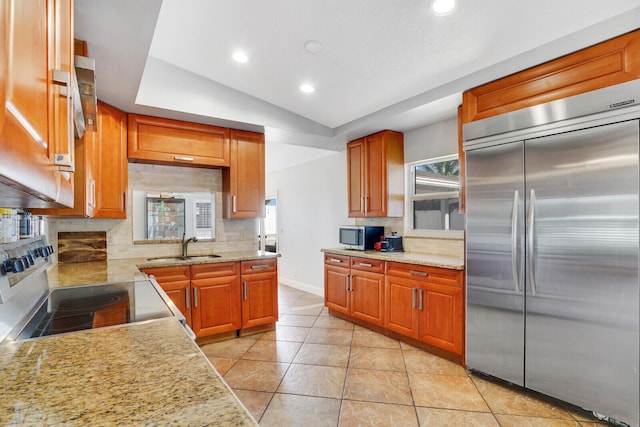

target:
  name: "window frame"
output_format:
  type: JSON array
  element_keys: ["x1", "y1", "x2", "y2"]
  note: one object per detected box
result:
[{"x1": 403, "y1": 154, "x2": 465, "y2": 239}]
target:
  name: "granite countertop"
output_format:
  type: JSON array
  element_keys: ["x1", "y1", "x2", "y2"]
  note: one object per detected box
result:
[
  {"x1": 321, "y1": 248, "x2": 464, "y2": 270},
  {"x1": 47, "y1": 251, "x2": 280, "y2": 288},
  {"x1": 0, "y1": 318, "x2": 257, "y2": 426}
]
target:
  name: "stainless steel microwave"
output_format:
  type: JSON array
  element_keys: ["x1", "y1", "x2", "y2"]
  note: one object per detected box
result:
[{"x1": 339, "y1": 226, "x2": 384, "y2": 250}]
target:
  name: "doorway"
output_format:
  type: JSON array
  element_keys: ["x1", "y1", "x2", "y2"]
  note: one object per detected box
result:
[{"x1": 260, "y1": 193, "x2": 277, "y2": 253}]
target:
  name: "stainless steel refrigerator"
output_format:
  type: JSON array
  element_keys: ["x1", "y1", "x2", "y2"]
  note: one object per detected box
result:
[{"x1": 464, "y1": 80, "x2": 640, "y2": 426}]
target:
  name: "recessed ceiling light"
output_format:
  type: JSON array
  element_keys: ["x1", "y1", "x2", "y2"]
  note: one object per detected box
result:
[
  {"x1": 299, "y1": 83, "x2": 315, "y2": 93},
  {"x1": 232, "y1": 51, "x2": 248, "y2": 63},
  {"x1": 304, "y1": 40, "x2": 323, "y2": 54},
  {"x1": 431, "y1": 0, "x2": 456, "y2": 15}
]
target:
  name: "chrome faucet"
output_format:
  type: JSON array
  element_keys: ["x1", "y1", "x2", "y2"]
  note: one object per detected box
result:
[{"x1": 181, "y1": 233, "x2": 198, "y2": 257}]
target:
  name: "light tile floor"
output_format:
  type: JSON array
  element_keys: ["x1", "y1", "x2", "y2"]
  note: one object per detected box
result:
[{"x1": 200, "y1": 285, "x2": 608, "y2": 426}]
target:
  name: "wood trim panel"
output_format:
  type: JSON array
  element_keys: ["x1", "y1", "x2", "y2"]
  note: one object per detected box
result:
[{"x1": 462, "y1": 29, "x2": 640, "y2": 123}]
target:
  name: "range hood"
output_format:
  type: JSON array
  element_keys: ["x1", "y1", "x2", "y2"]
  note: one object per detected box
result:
[{"x1": 74, "y1": 55, "x2": 97, "y2": 136}]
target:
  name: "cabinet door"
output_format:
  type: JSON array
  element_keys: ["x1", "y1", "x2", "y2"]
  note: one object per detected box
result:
[
  {"x1": 385, "y1": 275, "x2": 419, "y2": 339},
  {"x1": 192, "y1": 263, "x2": 242, "y2": 337},
  {"x1": 127, "y1": 114, "x2": 230, "y2": 167},
  {"x1": 347, "y1": 138, "x2": 365, "y2": 217},
  {"x1": 0, "y1": 0, "x2": 60, "y2": 205},
  {"x1": 418, "y1": 282, "x2": 464, "y2": 355},
  {"x1": 350, "y1": 270, "x2": 385, "y2": 327},
  {"x1": 89, "y1": 102, "x2": 127, "y2": 218},
  {"x1": 241, "y1": 271, "x2": 278, "y2": 329},
  {"x1": 223, "y1": 130, "x2": 265, "y2": 218},
  {"x1": 324, "y1": 264, "x2": 350, "y2": 316},
  {"x1": 364, "y1": 132, "x2": 386, "y2": 217},
  {"x1": 142, "y1": 266, "x2": 192, "y2": 327}
]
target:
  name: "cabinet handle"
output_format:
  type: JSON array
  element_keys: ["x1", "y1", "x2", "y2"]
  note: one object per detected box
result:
[
  {"x1": 174, "y1": 156, "x2": 194, "y2": 162},
  {"x1": 410, "y1": 270, "x2": 427, "y2": 277},
  {"x1": 365, "y1": 196, "x2": 368, "y2": 213},
  {"x1": 232, "y1": 195, "x2": 237, "y2": 213},
  {"x1": 361, "y1": 196, "x2": 365, "y2": 213},
  {"x1": 329, "y1": 258, "x2": 342, "y2": 264},
  {"x1": 345, "y1": 275, "x2": 349, "y2": 292},
  {"x1": 251, "y1": 264, "x2": 269, "y2": 269},
  {"x1": 185, "y1": 287, "x2": 190, "y2": 309},
  {"x1": 193, "y1": 287, "x2": 198, "y2": 307},
  {"x1": 349, "y1": 275, "x2": 353, "y2": 292},
  {"x1": 358, "y1": 262, "x2": 373, "y2": 268},
  {"x1": 412, "y1": 288, "x2": 417, "y2": 309},
  {"x1": 243, "y1": 281, "x2": 248, "y2": 300},
  {"x1": 418, "y1": 289, "x2": 424, "y2": 311}
]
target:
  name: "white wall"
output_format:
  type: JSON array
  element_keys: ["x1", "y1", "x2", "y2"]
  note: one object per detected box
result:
[{"x1": 266, "y1": 151, "x2": 349, "y2": 296}]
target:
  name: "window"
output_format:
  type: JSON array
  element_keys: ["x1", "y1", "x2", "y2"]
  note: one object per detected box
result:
[{"x1": 407, "y1": 155, "x2": 464, "y2": 231}]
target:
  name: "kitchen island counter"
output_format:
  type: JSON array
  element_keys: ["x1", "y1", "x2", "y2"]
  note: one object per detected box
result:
[
  {"x1": 0, "y1": 318, "x2": 257, "y2": 425},
  {"x1": 321, "y1": 248, "x2": 464, "y2": 270},
  {"x1": 47, "y1": 251, "x2": 280, "y2": 288}
]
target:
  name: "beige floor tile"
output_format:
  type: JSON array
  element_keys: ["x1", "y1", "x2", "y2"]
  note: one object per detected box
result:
[
  {"x1": 223, "y1": 359, "x2": 289, "y2": 392},
  {"x1": 352, "y1": 326, "x2": 400, "y2": 348},
  {"x1": 410, "y1": 373, "x2": 490, "y2": 412},
  {"x1": 494, "y1": 414, "x2": 581, "y2": 426},
  {"x1": 259, "y1": 393, "x2": 341, "y2": 427},
  {"x1": 471, "y1": 375, "x2": 574, "y2": 419},
  {"x1": 319, "y1": 307, "x2": 330, "y2": 316},
  {"x1": 403, "y1": 349, "x2": 466, "y2": 376},
  {"x1": 416, "y1": 407, "x2": 500, "y2": 426},
  {"x1": 232, "y1": 389, "x2": 273, "y2": 422},
  {"x1": 305, "y1": 327, "x2": 354, "y2": 346},
  {"x1": 259, "y1": 325, "x2": 310, "y2": 342},
  {"x1": 277, "y1": 364, "x2": 346, "y2": 399},
  {"x1": 339, "y1": 400, "x2": 418, "y2": 427},
  {"x1": 199, "y1": 337, "x2": 256, "y2": 359},
  {"x1": 313, "y1": 315, "x2": 355, "y2": 330},
  {"x1": 296, "y1": 296, "x2": 325, "y2": 305},
  {"x1": 343, "y1": 368, "x2": 413, "y2": 405},
  {"x1": 206, "y1": 356, "x2": 237, "y2": 376},
  {"x1": 241, "y1": 340, "x2": 302, "y2": 363},
  {"x1": 400, "y1": 341, "x2": 422, "y2": 351},
  {"x1": 292, "y1": 343, "x2": 351, "y2": 367},
  {"x1": 349, "y1": 346, "x2": 406, "y2": 372},
  {"x1": 288, "y1": 304, "x2": 324, "y2": 316},
  {"x1": 277, "y1": 314, "x2": 318, "y2": 327}
]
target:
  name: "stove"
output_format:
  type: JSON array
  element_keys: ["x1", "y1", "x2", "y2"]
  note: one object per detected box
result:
[{"x1": 0, "y1": 236, "x2": 187, "y2": 344}]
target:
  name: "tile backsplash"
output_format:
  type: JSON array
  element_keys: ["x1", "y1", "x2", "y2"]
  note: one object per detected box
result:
[{"x1": 45, "y1": 163, "x2": 259, "y2": 260}]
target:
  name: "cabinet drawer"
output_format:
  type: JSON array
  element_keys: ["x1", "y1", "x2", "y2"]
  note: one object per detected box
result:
[
  {"x1": 128, "y1": 114, "x2": 230, "y2": 167},
  {"x1": 191, "y1": 262, "x2": 239, "y2": 279},
  {"x1": 324, "y1": 254, "x2": 350, "y2": 267},
  {"x1": 143, "y1": 266, "x2": 191, "y2": 282},
  {"x1": 241, "y1": 258, "x2": 277, "y2": 275},
  {"x1": 350, "y1": 257, "x2": 385, "y2": 273},
  {"x1": 386, "y1": 262, "x2": 462, "y2": 287}
]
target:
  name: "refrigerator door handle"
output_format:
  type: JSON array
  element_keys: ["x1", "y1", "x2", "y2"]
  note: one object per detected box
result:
[
  {"x1": 527, "y1": 189, "x2": 537, "y2": 296},
  {"x1": 511, "y1": 190, "x2": 520, "y2": 292}
]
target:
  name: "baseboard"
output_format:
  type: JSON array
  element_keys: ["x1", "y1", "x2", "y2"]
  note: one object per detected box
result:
[{"x1": 278, "y1": 277, "x2": 324, "y2": 297}]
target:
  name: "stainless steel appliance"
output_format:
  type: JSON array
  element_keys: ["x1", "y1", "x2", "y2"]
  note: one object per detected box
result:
[
  {"x1": 381, "y1": 234, "x2": 403, "y2": 252},
  {"x1": 339, "y1": 225, "x2": 384, "y2": 250},
  {"x1": 0, "y1": 236, "x2": 189, "y2": 344},
  {"x1": 464, "y1": 79, "x2": 640, "y2": 426}
]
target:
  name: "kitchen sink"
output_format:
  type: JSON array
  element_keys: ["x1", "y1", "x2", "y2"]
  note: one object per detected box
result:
[{"x1": 147, "y1": 255, "x2": 221, "y2": 262}]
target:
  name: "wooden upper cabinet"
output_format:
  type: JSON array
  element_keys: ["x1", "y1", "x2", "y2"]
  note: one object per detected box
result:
[
  {"x1": 0, "y1": 0, "x2": 75, "y2": 208},
  {"x1": 127, "y1": 114, "x2": 230, "y2": 167},
  {"x1": 462, "y1": 29, "x2": 640, "y2": 123},
  {"x1": 223, "y1": 130, "x2": 265, "y2": 219},
  {"x1": 33, "y1": 101, "x2": 128, "y2": 218},
  {"x1": 347, "y1": 130, "x2": 404, "y2": 218},
  {"x1": 89, "y1": 102, "x2": 128, "y2": 218}
]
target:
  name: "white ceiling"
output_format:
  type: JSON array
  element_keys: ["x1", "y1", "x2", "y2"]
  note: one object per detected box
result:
[{"x1": 74, "y1": 0, "x2": 640, "y2": 171}]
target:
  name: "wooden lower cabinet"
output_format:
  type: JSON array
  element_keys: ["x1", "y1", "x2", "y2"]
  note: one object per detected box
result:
[
  {"x1": 143, "y1": 259, "x2": 277, "y2": 339},
  {"x1": 142, "y1": 266, "x2": 191, "y2": 327},
  {"x1": 191, "y1": 263, "x2": 241, "y2": 337},
  {"x1": 240, "y1": 259, "x2": 278, "y2": 329},
  {"x1": 385, "y1": 261, "x2": 464, "y2": 356},
  {"x1": 324, "y1": 254, "x2": 385, "y2": 327}
]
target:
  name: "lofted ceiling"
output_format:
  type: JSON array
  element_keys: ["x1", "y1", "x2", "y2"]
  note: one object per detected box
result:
[{"x1": 74, "y1": 1, "x2": 640, "y2": 171}]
